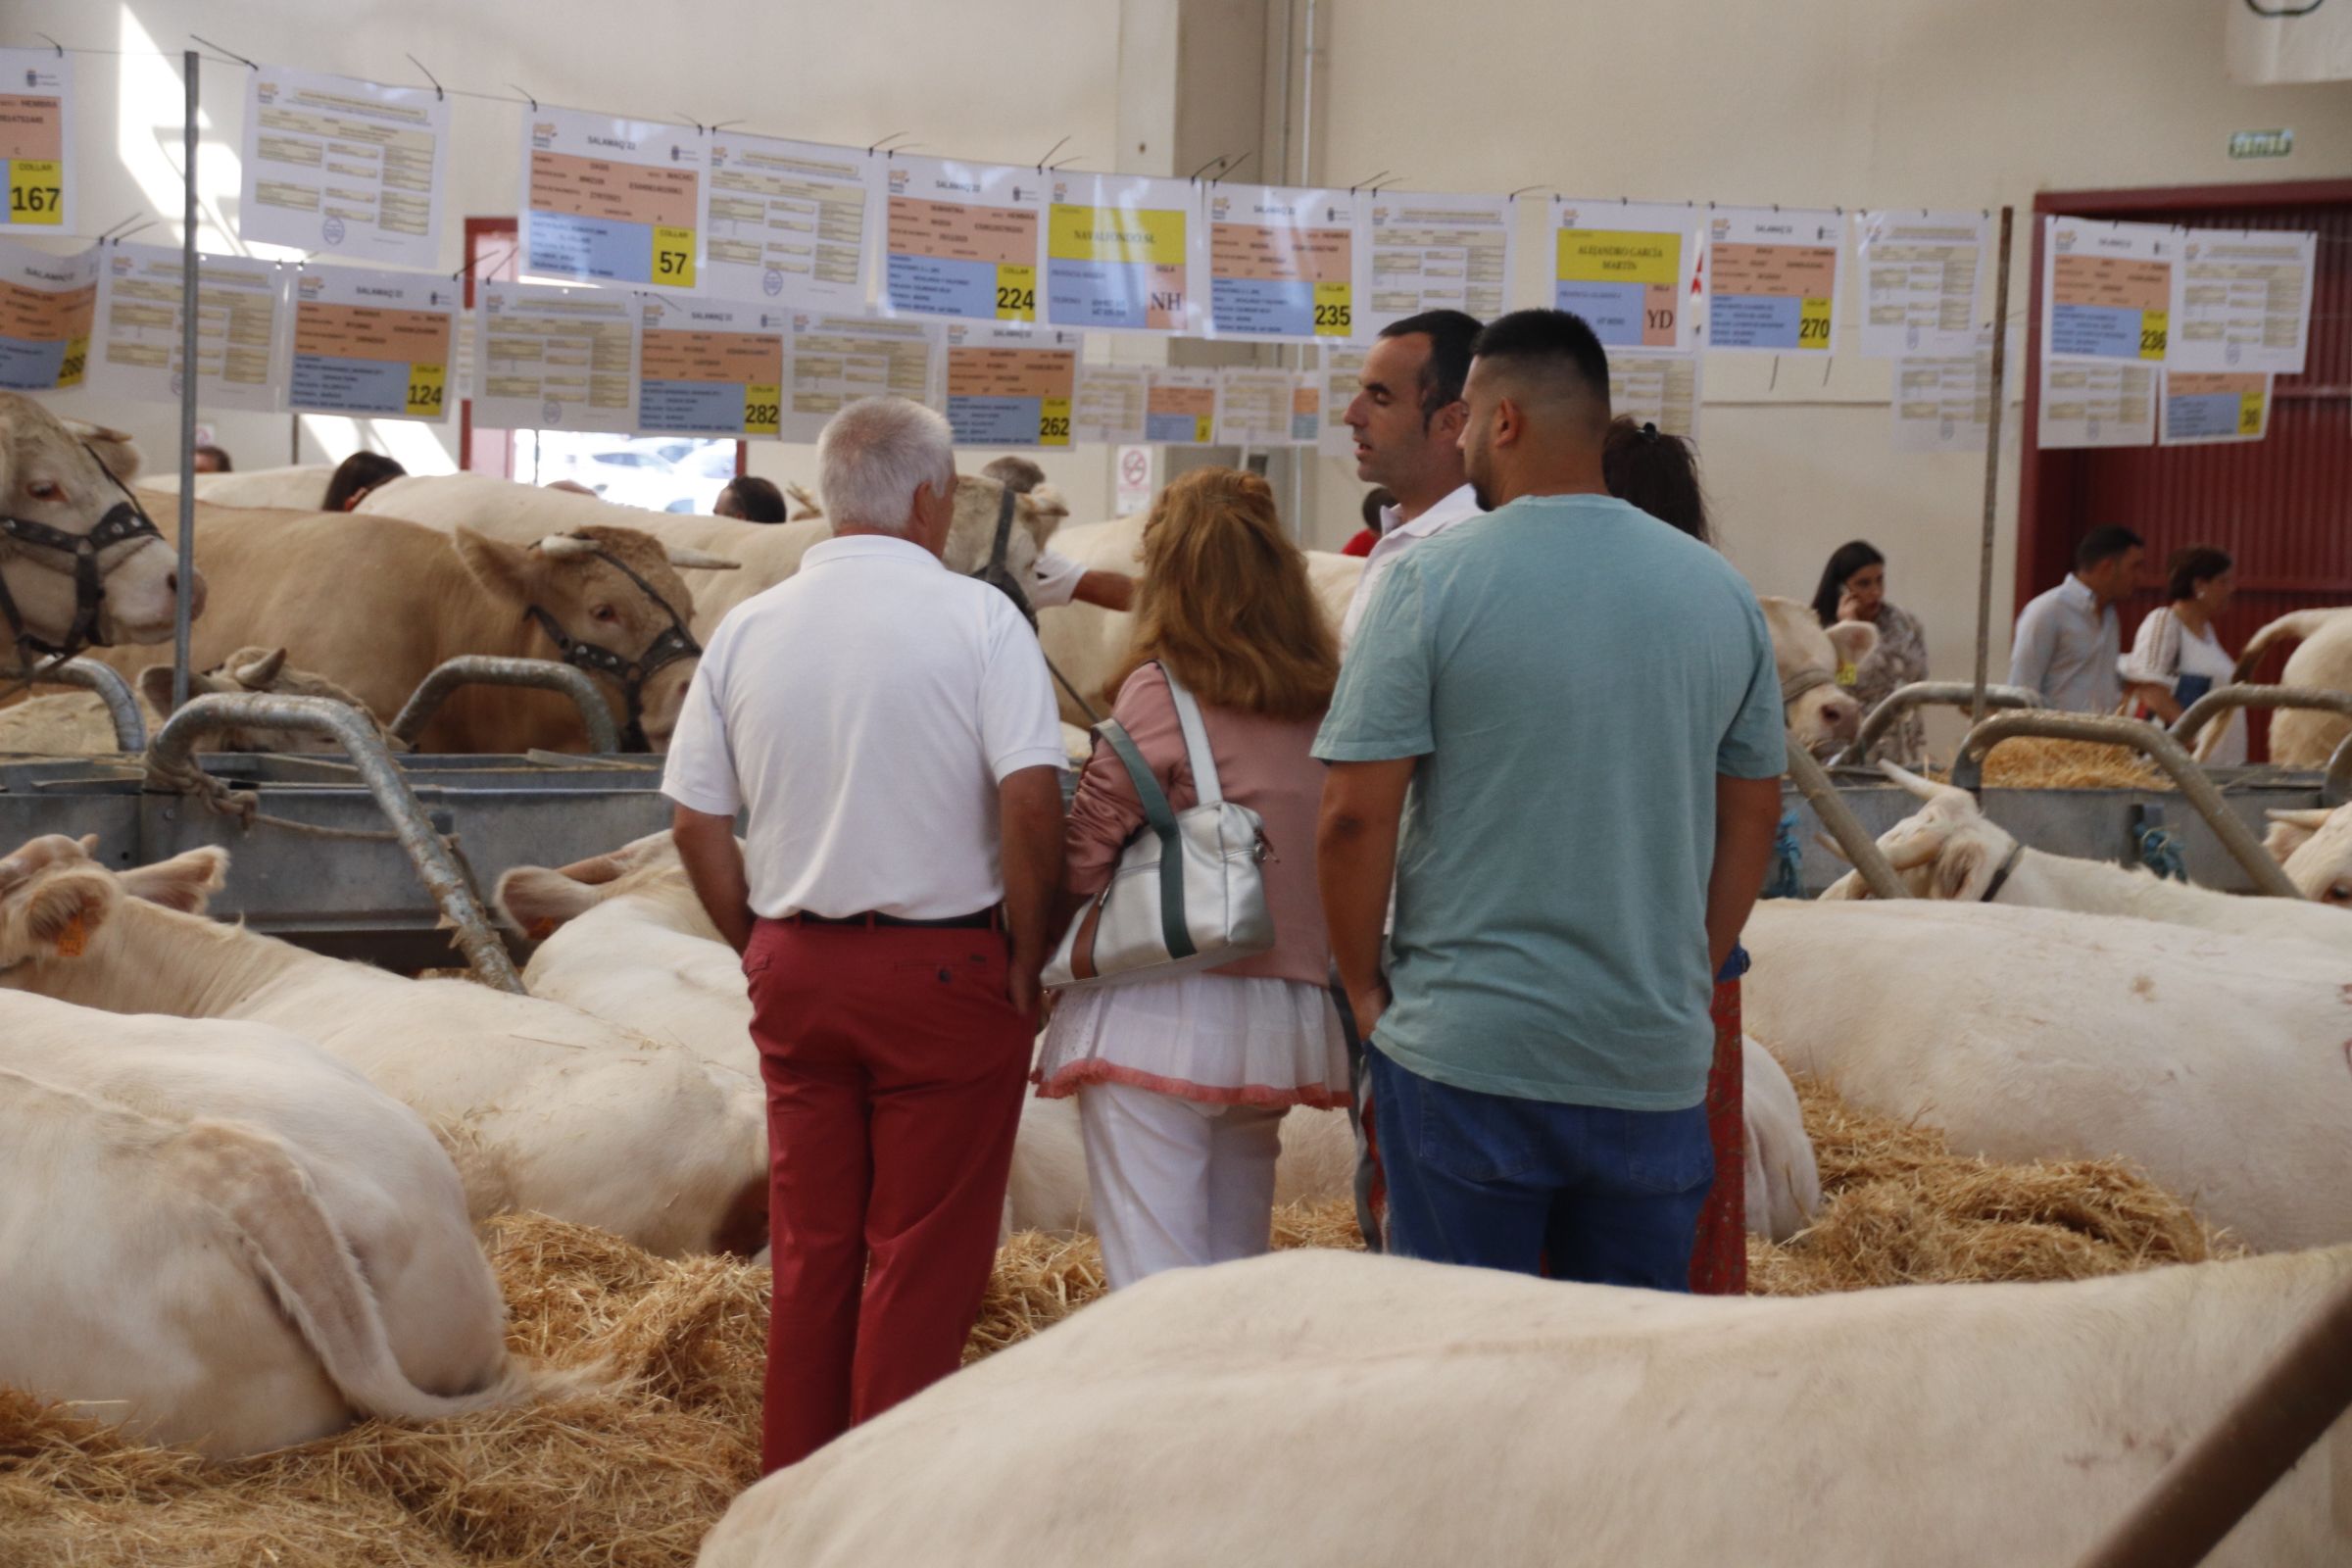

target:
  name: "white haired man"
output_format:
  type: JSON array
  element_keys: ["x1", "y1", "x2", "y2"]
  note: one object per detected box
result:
[{"x1": 664, "y1": 398, "x2": 1067, "y2": 1474}]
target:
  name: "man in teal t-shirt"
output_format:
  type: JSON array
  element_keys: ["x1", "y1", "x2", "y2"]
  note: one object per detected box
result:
[{"x1": 1312, "y1": 308, "x2": 1786, "y2": 1290}]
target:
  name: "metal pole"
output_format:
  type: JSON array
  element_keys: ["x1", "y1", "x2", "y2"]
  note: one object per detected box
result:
[
  {"x1": 172, "y1": 50, "x2": 201, "y2": 711},
  {"x1": 2069, "y1": 1274, "x2": 2352, "y2": 1568},
  {"x1": 1290, "y1": 0, "x2": 1318, "y2": 546},
  {"x1": 1971, "y1": 206, "x2": 2013, "y2": 726},
  {"x1": 1785, "y1": 746, "x2": 1909, "y2": 900}
]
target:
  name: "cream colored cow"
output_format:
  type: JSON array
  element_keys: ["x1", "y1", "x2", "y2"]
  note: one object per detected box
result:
[{"x1": 0, "y1": 647, "x2": 392, "y2": 755}]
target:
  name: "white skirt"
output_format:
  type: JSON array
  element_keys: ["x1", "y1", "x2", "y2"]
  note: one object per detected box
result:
[{"x1": 1035, "y1": 972, "x2": 1351, "y2": 1110}]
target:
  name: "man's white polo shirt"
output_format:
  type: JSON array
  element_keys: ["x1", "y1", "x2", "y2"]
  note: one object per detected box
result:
[
  {"x1": 1338, "y1": 482, "x2": 1486, "y2": 652},
  {"x1": 662, "y1": 533, "x2": 1065, "y2": 920}
]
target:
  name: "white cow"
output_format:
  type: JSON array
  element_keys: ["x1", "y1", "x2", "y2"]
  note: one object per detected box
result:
[
  {"x1": 497, "y1": 835, "x2": 1820, "y2": 1242},
  {"x1": 1757, "y1": 595, "x2": 1875, "y2": 758},
  {"x1": 1, "y1": 393, "x2": 195, "y2": 653},
  {"x1": 1820, "y1": 764, "x2": 2352, "y2": 946},
  {"x1": 2265, "y1": 803, "x2": 2352, "y2": 906},
  {"x1": 0, "y1": 647, "x2": 393, "y2": 756},
  {"x1": 0, "y1": 862, "x2": 528, "y2": 1456},
  {"x1": 698, "y1": 1246, "x2": 2352, "y2": 1568},
  {"x1": 2232, "y1": 607, "x2": 2352, "y2": 766},
  {"x1": 0, "y1": 835, "x2": 769, "y2": 1256},
  {"x1": 1741, "y1": 898, "x2": 2352, "y2": 1250},
  {"x1": 139, "y1": 463, "x2": 338, "y2": 511}
]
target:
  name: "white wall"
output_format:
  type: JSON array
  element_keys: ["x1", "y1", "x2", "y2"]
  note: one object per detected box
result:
[
  {"x1": 1298, "y1": 0, "x2": 2352, "y2": 744},
  {"x1": 19, "y1": 0, "x2": 1123, "y2": 505}
]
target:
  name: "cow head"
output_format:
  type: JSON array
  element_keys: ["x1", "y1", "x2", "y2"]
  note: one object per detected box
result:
[
  {"x1": 1819, "y1": 764, "x2": 2017, "y2": 902},
  {"x1": 495, "y1": 830, "x2": 684, "y2": 941},
  {"x1": 942, "y1": 474, "x2": 1067, "y2": 583},
  {"x1": 452, "y1": 524, "x2": 732, "y2": 751},
  {"x1": 2265, "y1": 806, "x2": 2352, "y2": 906},
  {"x1": 0, "y1": 393, "x2": 201, "y2": 654},
  {"x1": 1758, "y1": 596, "x2": 1875, "y2": 759},
  {"x1": 135, "y1": 646, "x2": 406, "y2": 756},
  {"x1": 0, "y1": 833, "x2": 116, "y2": 968}
]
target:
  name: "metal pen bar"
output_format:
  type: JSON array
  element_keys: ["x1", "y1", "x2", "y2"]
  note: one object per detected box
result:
[
  {"x1": 1832, "y1": 681, "x2": 2040, "y2": 768},
  {"x1": 1949, "y1": 710, "x2": 2300, "y2": 898},
  {"x1": 387, "y1": 656, "x2": 621, "y2": 755},
  {"x1": 42, "y1": 659, "x2": 146, "y2": 751},
  {"x1": 1785, "y1": 745, "x2": 1907, "y2": 900},
  {"x1": 2169, "y1": 683, "x2": 2352, "y2": 761},
  {"x1": 144, "y1": 694, "x2": 523, "y2": 992},
  {"x1": 1971, "y1": 205, "x2": 2014, "y2": 726},
  {"x1": 172, "y1": 49, "x2": 200, "y2": 710}
]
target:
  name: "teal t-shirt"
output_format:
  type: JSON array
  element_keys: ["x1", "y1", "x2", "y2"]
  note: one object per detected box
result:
[{"x1": 1312, "y1": 494, "x2": 1786, "y2": 1110}]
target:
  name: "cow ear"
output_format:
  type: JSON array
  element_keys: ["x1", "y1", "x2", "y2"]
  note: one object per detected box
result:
[
  {"x1": 18, "y1": 868, "x2": 117, "y2": 957},
  {"x1": 1935, "y1": 840, "x2": 1990, "y2": 902},
  {"x1": 495, "y1": 864, "x2": 607, "y2": 940},
  {"x1": 136, "y1": 664, "x2": 181, "y2": 713},
  {"x1": 2264, "y1": 808, "x2": 2330, "y2": 863},
  {"x1": 452, "y1": 526, "x2": 544, "y2": 609},
  {"x1": 1826, "y1": 619, "x2": 1879, "y2": 670},
  {"x1": 120, "y1": 847, "x2": 229, "y2": 914}
]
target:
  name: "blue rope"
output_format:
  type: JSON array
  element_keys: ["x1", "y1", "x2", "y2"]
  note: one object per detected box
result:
[
  {"x1": 2132, "y1": 821, "x2": 2188, "y2": 882},
  {"x1": 1761, "y1": 808, "x2": 1805, "y2": 900}
]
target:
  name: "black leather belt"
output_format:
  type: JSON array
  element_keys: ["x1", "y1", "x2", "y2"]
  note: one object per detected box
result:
[{"x1": 783, "y1": 907, "x2": 1004, "y2": 931}]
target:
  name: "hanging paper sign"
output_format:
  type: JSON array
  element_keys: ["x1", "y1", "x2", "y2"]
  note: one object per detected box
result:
[
  {"x1": 1854, "y1": 210, "x2": 1987, "y2": 358},
  {"x1": 2160, "y1": 370, "x2": 2271, "y2": 445},
  {"x1": 777, "y1": 311, "x2": 940, "y2": 442},
  {"x1": 89, "y1": 242, "x2": 284, "y2": 412},
  {"x1": 238, "y1": 66, "x2": 450, "y2": 270},
  {"x1": 1043, "y1": 172, "x2": 1194, "y2": 333},
  {"x1": 1214, "y1": 368, "x2": 1310, "y2": 447},
  {"x1": 1358, "y1": 190, "x2": 1514, "y2": 337},
  {"x1": 637, "y1": 296, "x2": 789, "y2": 437},
  {"x1": 474, "y1": 281, "x2": 640, "y2": 434},
  {"x1": 0, "y1": 51, "x2": 73, "y2": 234},
  {"x1": 2042, "y1": 217, "x2": 2176, "y2": 364},
  {"x1": 2169, "y1": 228, "x2": 2316, "y2": 374},
  {"x1": 1551, "y1": 199, "x2": 1703, "y2": 350},
  {"x1": 703, "y1": 131, "x2": 877, "y2": 309},
  {"x1": 1318, "y1": 341, "x2": 1370, "y2": 459},
  {"x1": 0, "y1": 238, "x2": 94, "y2": 390},
  {"x1": 941, "y1": 322, "x2": 1080, "y2": 447},
  {"x1": 283, "y1": 266, "x2": 457, "y2": 420},
  {"x1": 1605, "y1": 350, "x2": 1703, "y2": 443},
  {"x1": 1889, "y1": 326, "x2": 1993, "y2": 454},
  {"x1": 2036, "y1": 359, "x2": 2155, "y2": 450},
  {"x1": 1289, "y1": 372, "x2": 1322, "y2": 445},
  {"x1": 1070, "y1": 364, "x2": 1151, "y2": 445},
  {"x1": 1706, "y1": 207, "x2": 1843, "y2": 354},
  {"x1": 879, "y1": 154, "x2": 1046, "y2": 322},
  {"x1": 522, "y1": 109, "x2": 703, "y2": 288},
  {"x1": 1199, "y1": 183, "x2": 1357, "y2": 342},
  {"x1": 1146, "y1": 367, "x2": 1219, "y2": 444}
]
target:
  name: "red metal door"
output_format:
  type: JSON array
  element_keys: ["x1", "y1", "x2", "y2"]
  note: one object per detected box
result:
[{"x1": 2022, "y1": 181, "x2": 2352, "y2": 759}]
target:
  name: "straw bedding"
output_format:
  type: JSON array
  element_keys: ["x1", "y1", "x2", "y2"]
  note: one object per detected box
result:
[
  {"x1": 1935, "y1": 735, "x2": 2173, "y2": 791},
  {"x1": 0, "y1": 1071, "x2": 2220, "y2": 1567}
]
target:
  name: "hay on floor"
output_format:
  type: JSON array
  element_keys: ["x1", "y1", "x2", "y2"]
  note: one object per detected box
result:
[
  {"x1": 0, "y1": 1080, "x2": 2221, "y2": 1567},
  {"x1": 1934, "y1": 735, "x2": 2173, "y2": 791}
]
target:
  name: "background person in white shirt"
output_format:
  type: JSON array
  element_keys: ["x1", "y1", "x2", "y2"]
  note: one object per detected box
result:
[
  {"x1": 2008, "y1": 526, "x2": 2145, "y2": 713},
  {"x1": 1338, "y1": 309, "x2": 1488, "y2": 653},
  {"x1": 2122, "y1": 545, "x2": 2244, "y2": 764},
  {"x1": 981, "y1": 455, "x2": 1137, "y2": 612},
  {"x1": 663, "y1": 398, "x2": 1067, "y2": 1476}
]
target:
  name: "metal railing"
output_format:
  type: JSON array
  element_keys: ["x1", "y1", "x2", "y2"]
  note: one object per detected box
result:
[
  {"x1": 144, "y1": 694, "x2": 524, "y2": 991},
  {"x1": 1830, "y1": 682, "x2": 2040, "y2": 768},
  {"x1": 1785, "y1": 744, "x2": 1908, "y2": 900},
  {"x1": 2167, "y1": 684, "x2": 2352, "y2": 807},
  {"x1": 11, "y1": 658, "x2": 147, "y2": 751},
  {"x1": 388, "y1": 656, "x2": 619, "y2": 754},
  {"x1": 1949, "y1": 711, "x2": 2300, "y2": 899}
]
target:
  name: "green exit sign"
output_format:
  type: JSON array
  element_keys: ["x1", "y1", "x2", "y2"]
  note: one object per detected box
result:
[{"x1": 2230, "y1": 128, "x2": 2294, "y2": 160}]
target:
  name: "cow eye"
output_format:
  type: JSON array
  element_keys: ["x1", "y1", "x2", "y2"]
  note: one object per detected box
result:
[
  {"x1": 590, "y1": 604, "x2": 619, "y2": 623},
  {"x1": 2328, "y1": 882, "x2": 2352, "y2": 906},
  {"x1": 26, "y1": 479, "x2": 61, "y2": 501}
]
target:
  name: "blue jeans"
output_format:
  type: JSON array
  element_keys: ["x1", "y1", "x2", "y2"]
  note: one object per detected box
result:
[{"x1": 1367, "y1": 1047, "x2": 1713, "y2": 1290}]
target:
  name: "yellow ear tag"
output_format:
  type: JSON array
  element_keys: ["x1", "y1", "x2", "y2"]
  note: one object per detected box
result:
[
  {"x1": 1836, "y1": 662, "x2": 1859, "y2": 688},
  {"x1": 55, "y1": 911, "x2": 87, "y2": 957}
]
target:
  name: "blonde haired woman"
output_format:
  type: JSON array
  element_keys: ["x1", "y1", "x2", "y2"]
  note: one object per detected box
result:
[{"x1": 1035, "y1": 467, "x2": 1348, "y2": 1289}]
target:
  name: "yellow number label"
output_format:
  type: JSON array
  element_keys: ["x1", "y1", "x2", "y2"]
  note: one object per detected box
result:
[
  {"x1": 8, "y1": 159, "x2": 62, "y2": 225},
  {"x1": 405, "y1": 361, "x2": 447, "y2": 416},
  {"x1": 1796, "y1": 296, "x2": 1833, "y2": 349},
  {"x1": 57, "y1": 333, "x2": 86, "y2": 388},
  {"x1": 995, "y1": 263, "x2": 1037, "y2": 320},
  {"x1": 1313, "y1": 280, "x2": 1352, "y2": 337},
  {"x1": 2138, "y1": 310, "x2": 2168, "y2": 361},
  {"x1": 1194, "y1": 414, "x2": 1213, "y2": 443},
  {"x1": 653, "y1": 225, "x2": 697, "y2": 287},
  {"x1": 1039, "y1": 395, "x2": 1071, "y2": 447},
  {"x1": 2238, "y1": 391, "x2": 2266, "y2": 435},
  {"x1": 744, "y1": 381, "x2": 781, "y2": 436}
]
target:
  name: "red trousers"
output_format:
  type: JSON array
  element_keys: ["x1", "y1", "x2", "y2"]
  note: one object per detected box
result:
[
  {"x1": 1688, "y1": 976, "x2": 1747, "y2": 1295},
  {"x1": 743, "y1": 917, "x2": 1032, "y2": 1473}
]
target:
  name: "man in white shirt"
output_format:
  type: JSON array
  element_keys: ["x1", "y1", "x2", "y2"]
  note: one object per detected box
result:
[
  {"x1": 663, "y1": 398, "x2": 1067, "y2": 1475},
  {"x1": 1338, "y1": 310, "x2": 1488, "y2": 652},
  {"x1": 981, "y1": 455, "x2": 1136, "y2": 613},
  {"x1": 2008, "y1": 525, "x2": 2145, "y2": 713}
]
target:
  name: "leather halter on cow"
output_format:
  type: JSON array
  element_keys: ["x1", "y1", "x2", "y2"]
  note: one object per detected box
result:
[
  {"x1": 0, "y1": 446, "x2": 167, "y2": 674},
  {"x1": 967, "y1": 484, "x2": 1103, "y2": 724},
  {"x1": 519, "y1": 533, "x2": 703, "y2": 754}
]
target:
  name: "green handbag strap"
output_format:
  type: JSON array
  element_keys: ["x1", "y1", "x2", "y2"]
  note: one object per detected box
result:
[{"x1": 1094, "y1": 713, "x2": 1198, "y2": 960}]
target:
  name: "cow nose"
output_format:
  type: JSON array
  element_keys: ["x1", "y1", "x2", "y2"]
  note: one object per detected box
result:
[
  {"x1": 1821, "y1": 699, "x2": 1857, "y2": 737},
  {"x1": 168, "y1": 565, "x2": 208, "y2": 619}
]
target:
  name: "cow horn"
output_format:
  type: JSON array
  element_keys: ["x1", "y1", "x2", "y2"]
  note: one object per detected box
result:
[
  {"x1": 2266, "y1": 808, "x2": 2334, "y2": 829},
  {"x1": 535, "y1": 533, "x2": 601, "y2": 560},
  {"x1": 232, "y1": 648, "x2": 288, "y2": 687},
  {"x1": 1879, "y1": 761, "x2": 1971, "y2": 808},
  {"x1": 1885, "y1": 838, "x2": 1944, "y2": 873},
  {"x1": 664, "y1": 545, "x2": 741, "y2": 571},
  {"x1": 1814, "y1": 832, "x2": 1850, "y2": 863}
]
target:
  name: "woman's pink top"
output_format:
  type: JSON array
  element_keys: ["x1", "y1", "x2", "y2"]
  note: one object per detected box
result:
[{"x1": 1064, "y1": 664, "x2": 1332, "y2": 986}]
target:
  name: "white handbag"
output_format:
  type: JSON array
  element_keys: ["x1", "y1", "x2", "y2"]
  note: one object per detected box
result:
[{"x1": 1043, "y1": 664, "x2": 1275, "y2": 991}]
